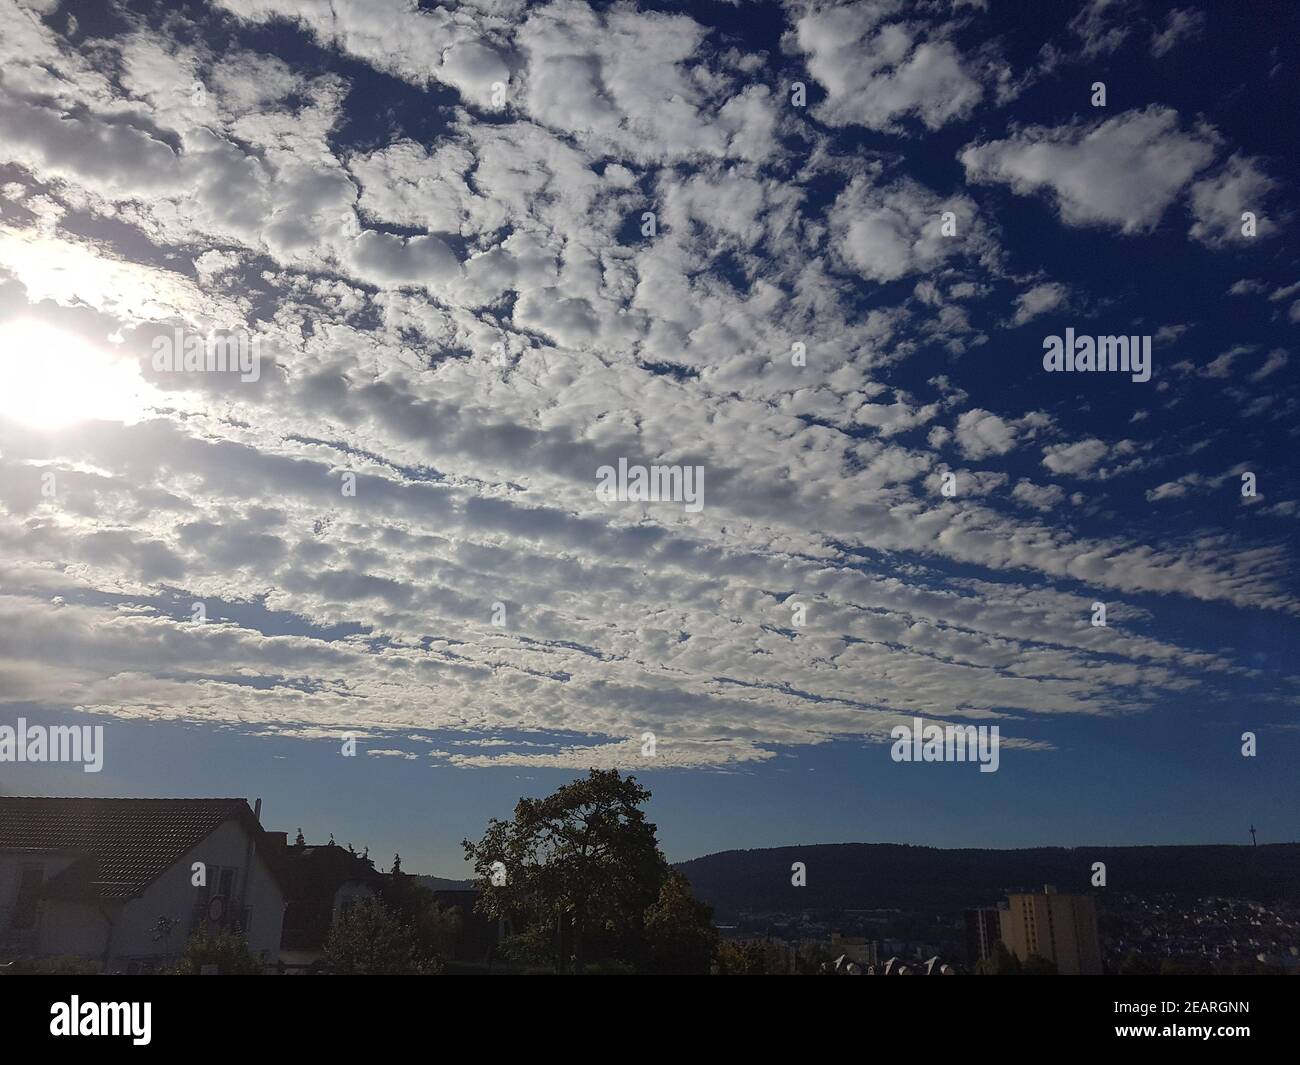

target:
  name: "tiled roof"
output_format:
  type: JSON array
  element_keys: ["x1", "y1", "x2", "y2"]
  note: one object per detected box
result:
[{"x1": 0, "y1": 797, "x2": 259, "y2": 900}]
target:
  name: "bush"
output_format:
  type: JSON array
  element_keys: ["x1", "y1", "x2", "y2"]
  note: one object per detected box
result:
[
  {"x1": 2, "y1": 955, "x2": 102, "y2": 975},
  {"x1": 715, "y1": 939, "x2": 776, "y2": 975},
  {"x1": 175, "y1": 929, "x2": 265, "y2": 974},
  {"x1": 1021, "y1": 953, "x2": 1058, "y2": 975},
  {"x1": 325, "y1": 898, "x2": 438, "y2": 974},
  {"x1": 975, "y1": 941, "x2": 1022, "y2": 975}
]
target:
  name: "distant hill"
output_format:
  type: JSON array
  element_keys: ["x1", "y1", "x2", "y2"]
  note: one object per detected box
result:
[
  {"x1": 414, "y1": 875, "x2": 474, "y2": 892},
  {"x1": 674, "y1": 842, "x2": 1300, "y2": 918}
]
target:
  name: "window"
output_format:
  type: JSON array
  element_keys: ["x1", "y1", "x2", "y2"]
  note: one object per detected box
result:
[
  {"x1": 11, "y1": 865, "x2": 44, "y2": 930},
  {"x1": 191, "y1": 865, "x2": 242, "y2": 931},
  {"x1": 197, "y1": 865, "x2": 240, "y2": 900}
]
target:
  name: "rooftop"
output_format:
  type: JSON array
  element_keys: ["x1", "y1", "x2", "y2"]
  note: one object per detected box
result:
[{"x1": 0, "y1": 796, "x2": 264, "y2": 900}]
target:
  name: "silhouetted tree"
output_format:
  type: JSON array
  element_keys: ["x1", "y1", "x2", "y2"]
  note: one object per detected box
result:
[
  {"x1": 644, "y1": 871, "x2": 719, "y2": 974},
  {"x1": 715, "y1": 939, "x2": 771, "y2": 975},
  {"x1": 379, "y1": 873, "x2": 462, "y2": 967},
  {"x1": 1119, "y1": 950, "x2": 1159, "y2": 975},
  {"x1": 325, "y1": 898, "x2": 425, "y2": 974},
  {"x1": 1022, "y1": 953, "x2": 1058, "y2": 975},
  {"x1": 976, "y1": 940, "x2": 1022, "y2": 975},
  {"x1": 464, "y1": 769, "x2": 669, "y2": 973}
]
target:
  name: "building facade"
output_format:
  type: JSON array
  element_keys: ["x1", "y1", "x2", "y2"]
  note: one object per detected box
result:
[
  {"x1": 0, "y1": 797, "x2": 286, "y2": 972},
  {"x1": 964, "y1": 906, "x2": 1003, "y2": 966},
  {"x1": 999, "y1": 885, "x2": 1102, "y2": 975}
]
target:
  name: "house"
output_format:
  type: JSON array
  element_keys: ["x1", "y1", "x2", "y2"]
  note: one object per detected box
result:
[
  {"x1": 274, "y1": 844, "x2": 502, "y2": 969},
  {"x1": 828, "y1": 931, "x2": 877, "y2": 967},
  {"x1": 0, "y1": 797, "x2": 286, "y2": 972},
  {"x1": 275, "y1": 836, "x2": 383, "y2": 969}
]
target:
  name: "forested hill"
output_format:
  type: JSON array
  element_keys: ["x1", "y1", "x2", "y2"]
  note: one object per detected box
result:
[
  {"x1": 414, "y1": 875, "x2": 474, "y2": 892},
  {"x1": 674, "y1": 843, "x2": 1300, "y2": 917}
]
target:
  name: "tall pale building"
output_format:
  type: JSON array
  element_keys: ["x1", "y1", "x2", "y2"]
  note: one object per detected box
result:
[{"x1": 999, "y1": 885, "x2": 1102, "y2": 975}]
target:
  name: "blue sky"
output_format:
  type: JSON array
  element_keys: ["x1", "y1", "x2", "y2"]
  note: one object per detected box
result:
[{"x1": 0, "y1": 0, "x2": 1297, "y2": 876}]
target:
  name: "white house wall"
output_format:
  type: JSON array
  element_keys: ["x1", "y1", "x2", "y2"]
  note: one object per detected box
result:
[
  {"x1": 35, "y1": 899, "x2": 117, "y2": 961},
  {"x1": 110, "y1": 818, "x2": 285, "y2": 968},
  {"x1": 0, "y1": 849, "x2": 80, "y2": 953}
]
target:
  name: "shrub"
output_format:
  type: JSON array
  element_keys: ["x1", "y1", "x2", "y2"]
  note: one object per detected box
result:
[{"x1": 175, "y1": 929, "x2": 264, "y2": 974}]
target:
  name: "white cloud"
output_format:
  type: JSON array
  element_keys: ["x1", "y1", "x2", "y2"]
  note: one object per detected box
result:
[
  {"x1": 1199, "y1": 345, "x2": 1253, "y2": 379},
  {"x1": 1144, "y1": 467, "x2": 1244, "y2": 502},
  {"x1": 960, "y1": 107, "x2": 1217, "y2": 233},
  {"x1": 954, "y1": 408, "x2": 1051, "y2": 459},
  {"x1": 438, "y1": 41, "x2": 511, "y2": 108},
  {"x1": 953, "y1": 409, "x2": 1012, "y2": 459},
  {"x1": 344, "y1": 231, "x2": 461, "y2": 290},
  {"x1": 1041, "y1": 438, "x2": 1140, "y2": 479},
  {"x1": 1249, "y1": 348, "x2": 1288, "y2": 382},
  {"x1": 213, "y1": 0, "x2": 498, "y2": 95},
  {"x1": 1011, "y1": 281, "x2": 1067, "y2": 325},
  {"x1": 792, "y1": 1, "x2": 987, "y2": 132},
  {"x1": 516, "y1": 1, "x2": 777, "y2": 163},
  {"x1": 828, "y1": 175, "x2": 991, "y2": 283},
  {"x1": 1187, "y1": 154, "x2": 1279, "y2": 246},
  {"x1": 1151, "y1": 8, "x2": 1207, "y2": 58},
  {"x1": 0, "y1": 0, "x2": 1290, "y2": 776},
  {"x1": 1012, "y1": 479, "x2": 1066, "y2": 512},
  {"x1": 1069, "y1": 0, "x2": 1133, "y2": 58}
]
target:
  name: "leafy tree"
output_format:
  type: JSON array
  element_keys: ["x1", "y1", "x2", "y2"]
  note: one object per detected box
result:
[
  {"x1": 1022, "y1": 952, "x2": 1058, "y2": 975},
  {"x1": 325, "y1": 898, "x2": 424, "y2": 974},
  {"x1": 498, "y1": 923, "x2": 560, "y2": 970},
  {"x1": 976, "y1": 940, "x2": 1022, "y2": 975},
  {"x1": 1118, "y1": 950, "x2": 1159, "y2": 975},
  {"x1": 715, "y1": 939, "x2": 771, "y2": 975},
  {"x1": 1228, "y1": 957, "x2": 1282, "y2": 975},
  {"x1": 411, "y1": 899, "x2": 461, "y2": 962},
  {"x1": 463, "y1": 769, "x2": 669, "y2": 973},
  {"x1": 644, "y1": 872, "x2": 719, "y2": 974},
  {"x1": 1160, "y1": 955, "x2": 1211, "y2": 975},
  {"x1": 378, "y1": 865, "x2": 462, "y2": 966},
  {"x1": 175, "y1": 929, "x2": 264, "y2": 974},
  {"x1": 795, "y1": 941, "x2": 839, "y2": 975}
]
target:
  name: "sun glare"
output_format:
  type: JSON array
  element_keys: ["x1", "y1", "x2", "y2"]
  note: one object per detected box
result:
[{"x1": 0, "y1": 318, "x2": 155, "y2": 428}]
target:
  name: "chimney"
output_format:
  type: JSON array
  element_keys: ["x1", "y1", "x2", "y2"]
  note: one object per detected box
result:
[
  {"x1": 266, "y1": 831, "x2": 288, "y2": 850},
  {"x1": 253, "y1": 798, "x2": 262, "y2": 823}
]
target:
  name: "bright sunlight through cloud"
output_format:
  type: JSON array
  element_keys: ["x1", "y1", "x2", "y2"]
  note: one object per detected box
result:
[{"x1": 0, "y1": 319, "x2": 155, "y2": 428}]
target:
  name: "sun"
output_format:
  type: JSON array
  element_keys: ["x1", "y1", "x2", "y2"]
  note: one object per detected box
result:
[{"x1": 0, "y1": 318, "x2": 156, "y2": 428}]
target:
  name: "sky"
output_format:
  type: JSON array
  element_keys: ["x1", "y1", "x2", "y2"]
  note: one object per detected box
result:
[{"x1": 0, "y1": 0, "x2": 1297, "y2": 877}]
